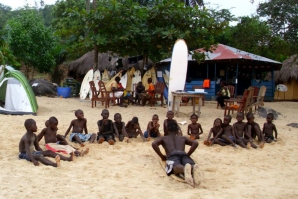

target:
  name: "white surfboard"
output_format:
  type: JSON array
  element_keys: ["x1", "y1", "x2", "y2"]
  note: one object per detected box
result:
[
  {"x1": 168, "y1": 39, "x2": 188, "y2": 110},
  {"x1": 80, "y1": 69, "x2": 93, "y2": 100},
  {"x1": 89, "y1": 70, "x2": 101, "y2": 99},
  {"x1": 120, "y1": 72, "x2": 128, "y2": 89}
]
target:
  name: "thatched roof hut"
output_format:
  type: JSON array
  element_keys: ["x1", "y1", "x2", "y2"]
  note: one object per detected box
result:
[
  {"x1": 278, "y1": 54, "x2": 298, "y2": 83},
  {"x1": 68, "y1": 51, "x2": 154, "y2": 79}
]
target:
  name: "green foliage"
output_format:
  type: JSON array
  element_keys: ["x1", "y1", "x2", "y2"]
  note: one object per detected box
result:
[
  {"x1": 7, "y1": 9, "x2": 56, "y2": 76},
  {"x1": 0, "y1": 26, "x2": 20, "y2": 67},
  {"x1": 50, "y1": 44, "x2": 68, "y2": 85},
  {"x1": 0, "y1": 4, "x2": 13, "y2": 29},
  {"x1": 257, "y1": 0, "x2": 298, "y2": 52}
]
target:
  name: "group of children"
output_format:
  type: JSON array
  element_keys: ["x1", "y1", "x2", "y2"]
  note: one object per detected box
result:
[
  {"x1": 203, "y1": 112, "x2": 278, "y2": 149},
  {"x1": 19, "y1": 107, "x2": 278, "y2": 167}
]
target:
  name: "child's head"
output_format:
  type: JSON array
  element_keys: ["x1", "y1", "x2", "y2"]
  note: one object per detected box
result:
[
  {"x1": 190, "y1": 114, "x2": 198, "y2": 124},
  {"x1": 114, "y1": 113, "x2": 122, "y2": 122},
  {"x1": 147, "y1": 78, "x2": 152, "y2": 84},
  {"x1": 152, "y1": 114, "x2": 159, "y2": 123},
  {"x1": 137, "y1": 81, "x2": 142, "y2": 86},
  {"x1": 101, "y1": 109, "x2": 109, "y2": 119},
  {"x1": 168, "y1": 120, "x2": 178, "y2": 133},
  {"x1": 132, "y1": 117, "x2": 138, "y2": 124},
  {"x1": 223, "y1": 115, "x2": 232, "y2": 125},
  {"x1": 115, "y1": 76, "x2": 121, "y2": 83},
  {"x1": 246, "y1": 112, "x2": 254, "y2": 124},
  {"x1": 45, "y1": 120, "x2": 49, "y2": 127},
  {"x1": 213, "y1": 118, "x2": 222, "y2": 127},
  {"x1": 24, "y1": 119, "x2": 37, "y2": 132},
  {"x1": 48, "y1": 116, "x2": 58, "y2": 130},
  {"x1": 166, "y1": 111, "x2": 174, "y2": 120},
  {"x1": 236, "y1": 112, "x2": 244, "y2": 122},
  {"x1": 266, "y1": 113, "x2": 274, "y2": 123},
  {"x1": 75, "y1": 109, "x2": 84, "y2": 119}
]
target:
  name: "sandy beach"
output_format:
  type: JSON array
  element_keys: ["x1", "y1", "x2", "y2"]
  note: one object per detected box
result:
[{"x1": 1, "y1": 97, "x2": 298, "y2": 199}]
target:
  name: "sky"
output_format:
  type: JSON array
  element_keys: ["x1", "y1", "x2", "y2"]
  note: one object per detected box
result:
[{"x1": 0, "y1": 0, "x2": 264, "y2": 18}]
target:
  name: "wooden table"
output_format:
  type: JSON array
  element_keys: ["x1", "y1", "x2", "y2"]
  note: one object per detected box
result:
[{"x1": 171, "y1": 92, "x2": 207, "y2": 118}]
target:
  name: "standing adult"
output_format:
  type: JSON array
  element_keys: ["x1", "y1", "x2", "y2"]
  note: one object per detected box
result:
[{"x1": 216, "y1": 81, "x2": 230, "y2": 109}]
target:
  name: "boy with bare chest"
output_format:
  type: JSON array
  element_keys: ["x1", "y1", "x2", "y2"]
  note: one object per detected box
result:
[
  {"x1": 113, "y1": 113, "x2": 128, "y2": 142},
  {"x1": 213, "y1": 115, "x2": 237, "y2": 148},
  {"x1": 65, "y1": 109, "x2": 96, "y2": 146},
  {"x1": 233, "y1": 113, "x2": 257, "y2": 149},
  {"x1": 263, "y1": 113, "x2": 278, "y2": 143},
  {"x1": 187, "y1": 114, "x2": 203, "y2": 140},
  {"x1": 163, "y1": 111, "x2": 182, "y2": 136},
  {"x1": 246, "y1": 112, "x2": 265, "y2": 148},
  {"x1": 125, "y1": 117, "x2": 146, "y2": 141}
]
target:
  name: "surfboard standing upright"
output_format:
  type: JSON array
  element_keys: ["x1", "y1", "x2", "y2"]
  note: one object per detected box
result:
[
  {"x1": 80, "y1": 69, "x2": 94, "y2": 100},
  {"x1": 167, "y1": 39, "x2": 188, "y2": 110}
]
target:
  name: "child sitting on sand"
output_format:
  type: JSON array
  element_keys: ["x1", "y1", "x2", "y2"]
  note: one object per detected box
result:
[
  {"x1": 125, "y1": 117, "x2": 146, "y2": 141},
  {"x1": 64, "y1": 109, "x2": 96, "y2": 146},
  {"x1": 187, "y1": 114, "x2": 203, "y2": 140},
  {"x1": 98, "y1": 109, "x2": 115, "y2": 145},
  {"x1": 19, "y1": 119, "x2": 74, "y2": 167},
  {"x1": 163, "y1": 110, "x2": 182, "y2": 136},
  {"x1": 204, "y1": 118, "x2": 226, "y2": 146},
  {"x1": 38, "y1": 117, "x2": 89, "y2": 157},
  {"x1": 246, "y1": 112, "x2": 265, "y2": 148},
  {"x1": 233, "y1": 113, "x2": 256, "y2": 149},
  {"x1": 213, "y1": 115, "x2": 237, "y2": 148},
  {"x1": 144, "y1": 114, "x2": 161, "y2": 140},
  {"x1": 113, "y1": 113, "x2": 128, "y2": 142},
  {"x1": 262, "y1": 113, "x2": 278, "y2": 143}
]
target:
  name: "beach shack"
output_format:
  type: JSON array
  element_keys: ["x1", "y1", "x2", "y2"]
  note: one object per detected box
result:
[{"x1": 159, "y1": 44, "x2": 282, "y2": 101}]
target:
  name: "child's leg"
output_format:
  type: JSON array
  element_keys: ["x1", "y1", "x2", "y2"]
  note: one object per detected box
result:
[
  {"x1": 119, "y1": 134, "x2": 124, "y2": 141},
  {"x1": 73, "y1": 135, "x2": 84, "y2": 146},
  {"x1": 243, "y1": 139, "x2": 257, "y2": 149},
  {"x1": 213, "y1": 138, "x2": 228, "y2": 146},
  {"x1": 221, "y1": 134, "x2": 236, "y2": 146},
  {"x1": 33, "y1": 154, "x2": 59, "y2": 167},
  {"x1": 42, "y1": 150, "x2": 74, "y2": 161},
  {"x1": 107, "y1": 136, "x2": 115, "y2": 145},
  {"x1": 236, "y1": 139, "x2": 247, "y2": 148},
  {"x1": 89, "y1": 133, "x2": 97, "y2": 143},
  {"x1": 57, "y1": 134, "x2": 68, "y2": 145},
  {"x1": 253, "y1": 125, "x2": 264, "y2": 142},
  {"x1": 97, "y1": 135, "x2": 105, "y2": 144}
]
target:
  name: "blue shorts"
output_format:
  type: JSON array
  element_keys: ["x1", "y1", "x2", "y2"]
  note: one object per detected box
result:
[
  {"x1": 70, "y1": 133, "x2": 92, "y2": 142},
  {"x1": 144, "y1": 130, "x2": 158, "y2": 138},
  {"x1": 220, "y1": 135, "x2": 235, "y2": 143},
  {"x1": 19, "y1": 151, "x2": 43, "y2": 161}
]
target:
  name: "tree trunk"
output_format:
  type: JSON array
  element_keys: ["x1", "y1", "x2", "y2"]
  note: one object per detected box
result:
[{"x1": 93, "y1": 45, "x2": 98, "y2": 71}]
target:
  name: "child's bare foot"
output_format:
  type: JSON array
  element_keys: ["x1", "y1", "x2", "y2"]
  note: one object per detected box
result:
[
  {"x1": 127, "y1": 138, "x2": 132, "y2": 143},
  {"x1": 146, "y1": 138, "x2": 151, "y2": 141},
  {"x1": 98, "y1": 138, "x2": 104, "y2": 144},
  {"x1": 184, "y1": 163, "x2": 194, "y2": 187},
  {"x1": 81, "y1": 148, "x2": 89, "y2": 156},
  {"x1": 123, "y1": 137, "x2": 129, "y2": 142},
  {"x1": 80, "y1": 143, "x2": 85, "y2": 147},
  {"x1": 55, "y1": 155, "x2": 61, "y2": 167},
  {"x1": 69, "y1": 152, "x2": 75, "y2": 161},
  {"x1": 192, "y1": 164, "x2": 201, "y2": 185},
  {"x1": 203, "y1": 140, "x2": 208, "y2": 145},
  {"x1": 259, "y1": 142, "x2": 265, "y2": 148},
  {"x1": 108, "y1": 140, "x2": 115, "y2": 145},
  {"x1": 247, "y1": 142, "x2": 251, "y2": 149}
]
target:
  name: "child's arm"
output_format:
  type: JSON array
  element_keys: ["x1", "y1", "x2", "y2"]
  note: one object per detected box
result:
[
  {"x1": 187, "y1": 124, "x2": 191, "y2": 135},
  {"x1": 207, "y1": 128, "x2": 213, "y2": 140},
  {"x1": 64, "y1": 121, "x2": 73, "y2": 137},
  {"x1": 212, "y1": 128, "x2": 223, "y2": 144},
  {"x1": 231, "y1": 125, "x2": 236, "y2": 144},
  {"x1": 163, "y1": 120, "x2": 167, "y2": 134},
  {"x1": 24, "y1": 137, "x2": 38, "y2": 166},
  {"x1": 147, "y1": 122, "x2": 153, "y2": 138},
  {"x1": 122, "y1": 122, "x2": 128, "y2": 137},
  {"x1": 273, "y1": 124, "x2": 278, "y2": 139},
  {"x1": 113, "y1": 123, "x2": 119, "y2": 137},
  {"x1": 199, "y1": 124, "x2": 203, "y2": 135},
  {"x1": 34, "y1": 134, "x2": 44, "y2": 152},
  {"x1": 37, "y1": 128, "x2": 46, "y2": 142},
  {"x1": 83, "y1": 118, "x2": 88, "y2": 134},
  {"x1": 136, "y1": 124, "x2": 145, "y2": 141}
]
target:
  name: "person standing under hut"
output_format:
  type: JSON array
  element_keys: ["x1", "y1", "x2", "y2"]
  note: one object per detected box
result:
[{"x1": 216, "y1": 81, "x2": 230, "y2": 109}]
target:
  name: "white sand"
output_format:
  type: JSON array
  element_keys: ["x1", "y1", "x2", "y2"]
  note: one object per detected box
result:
[{"x1": 1, "y1": 97, "x2": 298, "y2": 198}]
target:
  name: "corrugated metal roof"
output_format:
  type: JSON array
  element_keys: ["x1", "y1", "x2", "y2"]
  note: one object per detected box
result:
[{"x1": 160, "y1": 44, "x2": 281, "y2": 65}]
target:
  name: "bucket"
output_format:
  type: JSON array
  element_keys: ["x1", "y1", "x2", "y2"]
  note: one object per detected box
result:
[{"x1": 57, "y1": 87, "x2": 71, "y2": 98}]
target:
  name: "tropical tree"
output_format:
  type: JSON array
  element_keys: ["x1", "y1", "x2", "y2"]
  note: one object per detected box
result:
[
  {"x1": 0, "y1": 27, "x2": 20, "y2": 67},
  {"x1": 7, "y1": 9, "x2": 56, "y2": 78}
]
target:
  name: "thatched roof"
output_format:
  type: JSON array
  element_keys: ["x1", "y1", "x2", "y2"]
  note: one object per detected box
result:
[
  {"x1": 68, "y1": 51, "x2": 154, "y2": 78},
  {"x1": 264, "y1": 70, "x2": 281, "y2": 83},
  {"x1": 278, "y1": 54, "x2": 298, "y2": 83}
]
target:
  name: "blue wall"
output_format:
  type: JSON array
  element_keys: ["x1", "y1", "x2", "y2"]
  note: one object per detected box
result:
[
  {"x1": 251, "y1": 80, "x2": 275, "y2": 101},
  {"x1": 185, "y1": 80, "x2": 216, "y2": 100}
]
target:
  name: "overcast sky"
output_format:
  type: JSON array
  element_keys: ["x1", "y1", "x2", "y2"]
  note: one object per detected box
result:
[{"x1": 0, "y1": 0, "x2": 263, "y2": 17}]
